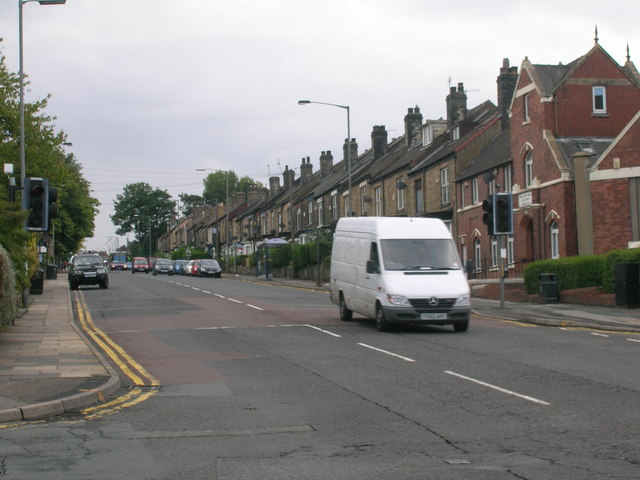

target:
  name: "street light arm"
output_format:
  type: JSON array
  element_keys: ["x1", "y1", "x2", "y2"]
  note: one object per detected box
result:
[{"x1": 298, "y1": 99, "x2": 349, "y2": 110}]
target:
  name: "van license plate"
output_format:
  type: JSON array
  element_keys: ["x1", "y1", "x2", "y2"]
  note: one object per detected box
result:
[{"x1": 421, "y1": 313, "x2": 447, "y2": 320}]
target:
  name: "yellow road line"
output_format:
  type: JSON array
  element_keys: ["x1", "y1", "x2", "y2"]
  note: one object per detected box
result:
[{"x1": 76, "y1": 292, "x2": 160, "y2": 386}]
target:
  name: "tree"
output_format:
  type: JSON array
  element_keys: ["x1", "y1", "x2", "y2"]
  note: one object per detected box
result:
[
  {"x1": 178, "y1": 193, "x2": 204, "y2": 217},
  {"x1": 0, "y1": 40, "x2": 98, "y2": 299},
  {"x1": 202, "y1": 171, "x2": 238, "y2": 204},
  {"x1": 111, "y1": 183, "x2": 176, "y2": 256}
]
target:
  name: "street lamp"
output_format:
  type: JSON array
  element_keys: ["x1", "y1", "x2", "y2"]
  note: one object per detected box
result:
[
  {"x1": 196, "y1": 168, "x2": 230, "y2": 271},
  {"x1": 18, "y1": 0, "x2": 66, "y2": 188},
  {"x1": 298, "y1": 99, "x2": 352, "y2": 217}
]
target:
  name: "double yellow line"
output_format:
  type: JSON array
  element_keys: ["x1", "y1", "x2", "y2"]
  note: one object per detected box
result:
[{"x1": 75, "y1": 292, "x2": 159, "y2": 420}]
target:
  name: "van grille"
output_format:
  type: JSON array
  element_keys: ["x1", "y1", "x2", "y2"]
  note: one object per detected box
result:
[{"x1": 409, "y1": 298, "x2": 456, "y2": 312}]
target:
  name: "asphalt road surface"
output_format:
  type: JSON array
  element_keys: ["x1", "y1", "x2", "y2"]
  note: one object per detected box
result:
[{"x1": 2, "y1": 270, "x2": 640, "y2": 479}]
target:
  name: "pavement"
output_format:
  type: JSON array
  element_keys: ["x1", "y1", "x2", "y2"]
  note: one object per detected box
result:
[{"x1": 2, "y1": 273, "x2": 640, "y2": 423}]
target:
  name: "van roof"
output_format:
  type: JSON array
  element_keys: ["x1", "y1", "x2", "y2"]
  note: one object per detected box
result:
[{"x1": 335, "y1": 217, "x2": 451, "y2": 239}]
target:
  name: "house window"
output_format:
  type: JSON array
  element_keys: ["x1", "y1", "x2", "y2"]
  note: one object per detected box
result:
[
  {"x1": 317, "y1": 199, "x2": 324, "y2": 226},
  {"x1": 488, "y1": 177, "x2": 496, "y2": 195},
  {"x1": 331, "y1": 194, "x2": 338, "y2": 221},
  {"x1": 474, "y1": 238, "x2": 482, "y2": 272},
  {"x1": 360, "y1": 186, "x2": 367, "y2": 216},
  {"x1": 504, "y1": 164, "x2": 512, "y2": 192},
  {"x1": 375, "y1": 186, "x2": 383, "y2": 216},
  {"x1": 550, "y1": 221, "x2": 560, "y2": 259},
  {"x1": 525, "y1": 152, "x2": 533, "y2": 188},
  {"x1": 593, "y1": 86, "x2": 607, "y2": 114},
  {"x1": 491, "y1": 236, "x2": 498, "y2": 267},
  {"x1": 415, "y1": 179, "x2": 423, "y2": 214},
  {"x1": 523, "y1": 93, "x2": 530, "y2": 122},
  {"x1": 471, "y1": 178, "x2": 479, "y2": 205},
  {"x1": 440, "y1": 167, "x2": 449, "y2": 205},
  {"x1": 396, "y1": 177, "x2": 405, "y2": 210},
  {"x1": 423, "y1": 125, "x2": 433, "y2": 146},
  {"x1": 507, "y1": 235, "x2": 514, "y2": 265}
]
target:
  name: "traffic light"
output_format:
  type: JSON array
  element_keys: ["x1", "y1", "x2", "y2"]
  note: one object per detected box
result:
[
  {"x1": 48, "y1": 184, "x2": 58, "y2": 224},
  {"x1": 22, "y1": 177, "x2": 53, "y2": 232},
  {"x1": 482, "y1": 194, "x2": 494, "y2": 236},
  {"x1": 493, "y1": 193, "x2": 513, "y2": 235}
]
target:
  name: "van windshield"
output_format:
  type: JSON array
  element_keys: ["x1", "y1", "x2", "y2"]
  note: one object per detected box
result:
[{"x1": 380, "y1": 239, "x2": 460, "y2": 271}]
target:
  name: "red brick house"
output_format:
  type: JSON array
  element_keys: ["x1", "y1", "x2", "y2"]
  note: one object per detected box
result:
[{"x1": 509, "y1": 38, "x2": 640, "y2": 264}]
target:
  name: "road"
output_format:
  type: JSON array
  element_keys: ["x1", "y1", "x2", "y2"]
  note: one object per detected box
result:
[{"x1": 3, "y1": 270, "x2": 640, "y2": 479}]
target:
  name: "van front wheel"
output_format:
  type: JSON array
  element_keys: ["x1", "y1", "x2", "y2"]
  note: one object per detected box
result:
[
  {"x1": 376, "y1": 306, "x2": 391, "y2": 332},
  {"x1": 339, "y1": 294, "x2": 352, "y2": 321}
]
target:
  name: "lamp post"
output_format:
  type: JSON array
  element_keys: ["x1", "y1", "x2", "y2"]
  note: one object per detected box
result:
[
  {"x1": 298, "y1": 99, "x2": 352, "y2": 217},
  {"x1": 196, "y1": 169, "x2": 229, "y2": 272},
  {"x1": 18, "y1": 0, "x2": 66, "y2": 188}
]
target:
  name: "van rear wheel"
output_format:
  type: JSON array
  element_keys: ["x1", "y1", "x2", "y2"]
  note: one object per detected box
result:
[{"x1": 339, "y1": 294, "x2": 352, "y2": 321}]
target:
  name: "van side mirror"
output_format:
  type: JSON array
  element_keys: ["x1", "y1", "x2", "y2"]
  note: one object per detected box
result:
[{"x1": 366, "y1": 260, "x2": 379, "y2": 274}]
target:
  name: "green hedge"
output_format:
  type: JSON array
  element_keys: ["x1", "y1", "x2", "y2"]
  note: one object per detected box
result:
[
  {"x1": 0, "y1": 245, "x2": 17, "y2": 327},
  {"x1": 524, "y1": 249, "x2": 640, "y2": 294}
]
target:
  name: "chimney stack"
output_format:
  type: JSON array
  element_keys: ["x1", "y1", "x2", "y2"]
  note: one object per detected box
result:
[
  {"x1": 283, "y1": 165, "x2": 295, "y2": 189},
  {"x1": 300, "y1": 156, "x2": 313, "y2": 183},
  {"x1": 320, "y1": 150, "x2": 334, "y2": 178},
  {"x1": 269, "y1": 176, "x2": 280, "y2": 195},
  {"x1": 446, "y1": 82, "x2": 467, "y2": 128},
  {"x1": 404, "y1": 106, "x2": 423, "y2": 147},
  {"x1": 371, "y1": 126, "x2": 388, "y2": 159},
  {"x1": 343, "y1": 138, "x2": 358, "y2": 166},
  {"x1": 497, "y1": 58, "x2": 518, "y2": 130}
]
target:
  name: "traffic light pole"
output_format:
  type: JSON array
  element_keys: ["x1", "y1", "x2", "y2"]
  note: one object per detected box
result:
[{"x1": 499, "y1": 234, "x2": 505, "y2": 308}]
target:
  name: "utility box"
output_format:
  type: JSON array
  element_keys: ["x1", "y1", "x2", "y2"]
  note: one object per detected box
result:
[
  {"x1": 615, "y1": 263, "x2": 639, "y2": 308},
  {"x1": 538, "y1": 273, "x2": 558, "y2": 303}
]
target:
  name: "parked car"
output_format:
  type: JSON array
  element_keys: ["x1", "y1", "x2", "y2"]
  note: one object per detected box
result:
[
  {"x1": 152, "y1": 258, "x2": 174, "y2": 276},
  {"x1": 174, "y1": 259, "x2": 189, "y2": 275},
  {"x1": 68, "y1": 253, "x2": 109, "y2": 290},
  {"x1": 132, "y1": 257, "x2": 150, "y2": 273},
  {"x1": 195, "y1": 259, "x2": 222, "y2": 278},
  {"x1": 184, "y1": 260, "x2": 195, "y2": 276}
]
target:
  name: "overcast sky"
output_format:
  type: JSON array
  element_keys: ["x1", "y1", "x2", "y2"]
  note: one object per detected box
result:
[{"x1": 0, "y1": 0, "x2": 637, "y2": 253}]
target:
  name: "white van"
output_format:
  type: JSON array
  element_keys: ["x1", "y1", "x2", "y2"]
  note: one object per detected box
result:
[{"x1": 329, "y1": 217, "x2": 470, "y2": 332}]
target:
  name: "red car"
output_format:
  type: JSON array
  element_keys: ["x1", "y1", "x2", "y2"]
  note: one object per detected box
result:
[{"x1": 132, "y1": 257, "x2": 150, "y2": 273}]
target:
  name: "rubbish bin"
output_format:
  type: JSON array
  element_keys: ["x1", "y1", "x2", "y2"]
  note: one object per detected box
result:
[
  {"x1": 538, "y1": 273, "x2": 558, "y2": 303},
  {"x1": 30, "y1": 268, "x2": 45, "y2": 295},
  {"x1": 46, "y1": 264, "x2": 58, "y2": 280},
  {"x1": 615, "y1": 263, "x2": 639, "y2": 308}
]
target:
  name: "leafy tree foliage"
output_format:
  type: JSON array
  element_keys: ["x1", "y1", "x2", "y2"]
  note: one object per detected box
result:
[
  {"x1": 110, "y1": 182, "x2": 176, "y2": 256},
  {"x1": 202, "y1": 171, "x2": 239, "y2": 204},
  {"x1": 0, "y1": 41, "x2": 98, "y2": 299},
  {"x1": 178, "y1": 193, "x2": 204, "y2": 217}
]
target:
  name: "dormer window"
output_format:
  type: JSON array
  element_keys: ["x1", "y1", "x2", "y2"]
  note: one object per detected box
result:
[
  {"x1": 423, "y1": 125, "x2": 433, "y2": 146},
  {"x1": 592, "y1": 86, "x2": 607, "y2": 114},
  {"x1": 452, "y1": 126, "x2": 460, "y2": 141}
]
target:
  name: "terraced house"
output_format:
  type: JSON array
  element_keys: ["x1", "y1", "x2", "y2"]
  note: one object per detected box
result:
[{"x1": 159, "y1": 35, "x2": 640, "y2": 280}]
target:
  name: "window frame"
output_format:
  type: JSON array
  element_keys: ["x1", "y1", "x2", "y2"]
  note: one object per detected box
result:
[
  {"x1": 525, "y1": 152, "x2": 533, "y2": 188},
  {"x1": 592, "y1": 86, "x2": 607, "y2": 114},
  {"x1": 440, "y1": 167, "x2": 450, "y2": 205},
  {"x1": 550, "y1": 221, "x2": 560, "y2": 259}
]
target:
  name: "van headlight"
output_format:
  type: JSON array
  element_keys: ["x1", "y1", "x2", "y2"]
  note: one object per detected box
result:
[
  {"x1": 455, "y1": 294, "x2": 470, "y2": 306},
  {"x1": 387, "y1": 294, "x2": 411, "y2": 306}
]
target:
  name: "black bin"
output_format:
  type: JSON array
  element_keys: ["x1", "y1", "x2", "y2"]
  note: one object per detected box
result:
[
  {"x1": 615, "y1": 263, "x2": 639, "y2": 308},
  {"x1": 538, "y1": 273, "x2": 558, "y2": 303},
  {"x1": 30, "y1": 268, "x2": 45, "y2": 295},
  {"x1": 46, "y1": 264, "x2": 57, "y2": 280}
]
